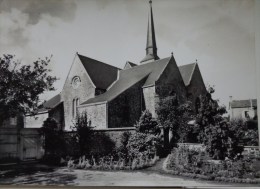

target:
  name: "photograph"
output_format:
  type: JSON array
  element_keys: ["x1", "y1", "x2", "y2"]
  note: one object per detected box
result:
[{"x1": 0, "y1": 0, "x2": 259, "y2": 187}]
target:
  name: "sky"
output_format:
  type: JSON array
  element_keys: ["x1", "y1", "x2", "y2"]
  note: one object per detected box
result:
[{"x1": 0, "y1": 0, "x2": 257, "y2": 108}]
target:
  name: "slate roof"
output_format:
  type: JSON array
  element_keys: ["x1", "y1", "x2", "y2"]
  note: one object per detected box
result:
[
  {"x1": 230, "y1": 99, "x2": 257, "y2": 108},
  {"x1": 82, "y1": 57, "x2": 172, "y2": 105},
  {"x1": 179, "y1": 63, "x2": 196, "y2": 86},
  {"x1": 43, "y1": 94, "x2": 62, "y2": 109},
  {"x1": 78, "y1": 54, "x2": 120, "y2": 90}
]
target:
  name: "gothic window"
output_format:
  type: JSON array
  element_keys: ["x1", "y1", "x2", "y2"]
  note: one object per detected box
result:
[
  {"x1": 195, "y1": 97, "x2": 200, "y2": 113},
  {"x1": 72, "y1": 99, "x2": 75, "y2": 117},
  {"x1": 72, "y1": 98, "x2": 80, "y2": 118}
]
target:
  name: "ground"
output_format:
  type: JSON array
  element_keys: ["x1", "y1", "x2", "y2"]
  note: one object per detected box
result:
[{"x1": 0, "y1": 160, "x2": 260, "y2": 187}]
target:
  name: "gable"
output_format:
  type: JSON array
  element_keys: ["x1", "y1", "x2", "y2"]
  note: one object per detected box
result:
[
  {"x1": 124, "y1": 61, "x2": 137, "y2": 70},
  {"x1": 78, "y1": 54, "x2": 120, "y2": 90},
  {"x1": 189, "y1": 64, "x2": 206, "y2": 90}
]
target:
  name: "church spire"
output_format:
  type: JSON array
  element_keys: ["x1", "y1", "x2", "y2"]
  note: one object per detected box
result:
[{"x1": 140, "y1": 0, "x2": 159, "y2": 64}]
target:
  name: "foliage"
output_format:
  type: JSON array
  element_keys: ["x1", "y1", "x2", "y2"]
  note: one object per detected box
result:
[
  {"x1": 67, "y1": 153, "x2": 159, "y2": 171},
  {"x1": 229, "y1": 119, "x2": 259, "y2": 146},
  {"x1": 166, "y1": 146, "x2": 259, "y2": 182},
  {"x1": 71, "y1": 112, "x2": 115, "y2": 157},
  {"x1": 126, "y1": 132, "x2": 163, "y2": 158},
  {"x1": 135, "y1": 110, "x2": 160, "y2": 135},
  {"x1": 40, "y1": 117, "x2": 66, "y2": 164},
  {"x1": 156, "y1": 93, "x2": 193, "y2": 146},
  {"x1": 195, "y1": 87, "x2": 242, "y2": 160},
  {"x1": 71, "y1": 112, "x2": 93, "y2": 156},
  {"x1": 0, "y1": 54, "x2": 57, "y2": 125}
]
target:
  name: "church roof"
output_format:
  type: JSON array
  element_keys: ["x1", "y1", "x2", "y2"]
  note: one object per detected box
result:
[
  {"x1": 78, "y1": 54, "x2": 121, "y2": 90},
  {"x1": 124, "y1": 61, "x2": 137, "y2": 69},
  {"x1": 179, "y1": 63, "x2": 196, "y2": 86},
  {"x1": 43, "y1": 93, "x2": 62, "y2": 109},
  {"x1": 81, "y1": 57, "x2": 172, "y2": 105},
  {"x1": 230, "y1": 99, "x2": 257, "y2": 108}
]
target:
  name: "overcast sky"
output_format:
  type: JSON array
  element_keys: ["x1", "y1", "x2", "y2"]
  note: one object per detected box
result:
[{"x1": 0, "y1": 0, "x2": 257, "y2": 108}]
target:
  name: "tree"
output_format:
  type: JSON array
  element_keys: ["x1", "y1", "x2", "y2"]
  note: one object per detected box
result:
[
  {"x1": 135, "y1": 110, "x2": 160, "y2": 135},
  {"x1": 40, "y1": 117, "x2": 66, "y2": 164},
  {"x1": 72, "y1": 112, "x2": 94, "y2": 156},
  {"x1": 156, "y1": 94, "x2": 193, "y2": 148},
  {"x1": 195, "y1": 87, "x2": 243, "y2": 160},
  {"x1": 0, "y1": 54, "x2": 57, "y2": 125}
]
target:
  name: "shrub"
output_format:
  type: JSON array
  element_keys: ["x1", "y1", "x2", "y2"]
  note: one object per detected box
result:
[
  {"x1": 135, "y1": 110, "x2": 160, "y2": 135},
  {"x1": 126, "y1": 132, "x2": 163, "y2": 158},
  {"x1": 166, "y1": 146, "x2": 259, "y2": 182},
  {"x1": 40, "y1": 117, "x2": 66, "y2": 163}
]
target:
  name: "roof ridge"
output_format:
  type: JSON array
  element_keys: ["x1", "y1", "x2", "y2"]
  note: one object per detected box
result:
[
  {"x1": 178, "y1": 62, "x2": 196, "y2": 68},
  {"x1": 122, "y1": 56, "x2": 171, "y2": 73}
]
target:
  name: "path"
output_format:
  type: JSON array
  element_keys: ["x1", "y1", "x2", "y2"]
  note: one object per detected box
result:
[{"x1": 0, "y1": 161, "x2": 259, "y2": 187}]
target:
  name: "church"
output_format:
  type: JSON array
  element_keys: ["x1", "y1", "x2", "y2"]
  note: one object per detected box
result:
[{"x1": 41, "y1": 1, "x2": 206, "y2": 131}]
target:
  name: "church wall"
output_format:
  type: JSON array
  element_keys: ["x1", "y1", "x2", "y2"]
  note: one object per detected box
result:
[
  {"x1": 108, "y1": 79, "x2": 146, "y2": 128},
  {"x1": 143, "y1": 86, "x2": 156, "y2": 116},
  {"x1": 186, "y1": 64, "x2": 207, "y2": 111},
  {"x1": 78, "y1": 103, "x2": 107, "y2": 130},
  {"x1": 155, "y1": 57, "x2": 187, "y2": 110},
  {"x1": 61, "y1": 55, "x2": 96, "y2": 130}
]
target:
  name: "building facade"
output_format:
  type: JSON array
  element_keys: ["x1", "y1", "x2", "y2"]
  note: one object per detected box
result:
[{"x1": 39, "y1": 1, "x2": 207, "y2": 131}]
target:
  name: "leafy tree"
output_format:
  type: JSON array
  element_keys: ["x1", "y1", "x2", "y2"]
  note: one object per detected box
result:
[
  {"x1": 135, "y1": 110, "x2": 160, "y2": 135},
  {"x1": 0, "y1": 54, "x2": 57, "y2": 125},
  {"x1": 71, "y1": 112, "x2": 94, "y2": 156},
  {"x1": 156, "y1": 94, "x2": 193, "y2": 148},
  {"x1": 195, "y1": 87, "x2": 243, "y2": 160},
  {"x1": 40, "y1": 117, "x2": 65, "y2": 163}
]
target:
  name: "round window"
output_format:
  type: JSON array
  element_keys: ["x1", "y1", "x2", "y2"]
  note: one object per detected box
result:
[{"x1": 72, "y1": 76, "x2": 81, "y2": 89}]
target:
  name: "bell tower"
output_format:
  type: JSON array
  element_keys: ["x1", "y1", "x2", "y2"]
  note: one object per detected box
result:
[{"x1": 140, "y1": 0, "x2": 160, "y2": 64}]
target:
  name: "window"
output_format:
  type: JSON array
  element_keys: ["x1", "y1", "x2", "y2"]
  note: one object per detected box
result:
[
  {"x1": 195, "y1": 97, "x2": 200, "y2": 113},
  {"x1": 72, "y1": 99, "x2": 75, "y2": 117},
  {"x1": 72, "y1": 98, "x2": 80, "y2": 118}
]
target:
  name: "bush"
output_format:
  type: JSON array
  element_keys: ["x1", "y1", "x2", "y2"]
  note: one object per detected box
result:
[
  {"x1": 166, "y1": 146, "x2": 259, "y2": 183},
  {"x1": 40, "y1": 117, "x2": 66, "y2": 164},
  {"x1": 126, "y1": 132, "x2": 163, "y2": 158},
  {"x1": 135, "y1": 110, "x2": 160, "y2": 135}
]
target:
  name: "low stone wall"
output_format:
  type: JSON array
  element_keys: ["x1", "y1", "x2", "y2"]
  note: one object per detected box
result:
[{"x1": 95, "y1": 127, "x2": 136, "y2": 148}]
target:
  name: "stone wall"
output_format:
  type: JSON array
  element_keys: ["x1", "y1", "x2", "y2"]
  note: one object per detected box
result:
[
  {"x1": 25, "y1": 112, "x2": 48, "y2": 128},
  {"x1": 78, "y1": 103, "x2": 107, "y2": 130},
  {"x1": 108, "y1": 78, "x2": 146, "y2": 128},
  {"x1": 61, "y1": 54, "x2": 96, "y2": 130},
  {"x1": 154, "y1": 57, "x2": 187, "y2": 116},
  {"x1": 49, "y1": 103, "x2": 65, "y2": 130},
  {"x1": 143, "y1": 86, "x2": 156, "y2": 116},
  {"x1": 95, "y1": 127, "x2": 136, "y2": 148}
]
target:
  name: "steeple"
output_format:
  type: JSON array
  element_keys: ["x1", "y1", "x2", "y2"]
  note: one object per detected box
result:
[{"x1": 140, "y1": 0, "x2": 159, "y2": 64}]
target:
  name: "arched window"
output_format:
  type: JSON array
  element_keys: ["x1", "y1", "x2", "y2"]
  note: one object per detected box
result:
[
  {"x1": 195, "y1": 97, "x2": 200, "y2": 113},
  {"x1": 72, "y1": 99, "x2": 75, "y2": 117}
]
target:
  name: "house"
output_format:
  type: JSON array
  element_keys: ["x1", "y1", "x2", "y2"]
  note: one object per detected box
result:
[
  {"x1": 229, "y1": 97, "x2": 257, "y2": 120},
  {"x1": 30, "y1": 1, "x2": 207, "y2": 131}
]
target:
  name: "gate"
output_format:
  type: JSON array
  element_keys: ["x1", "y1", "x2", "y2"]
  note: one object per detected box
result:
[{"x1": 23, "y1": 137, "x2": 38, "y2": 159}]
